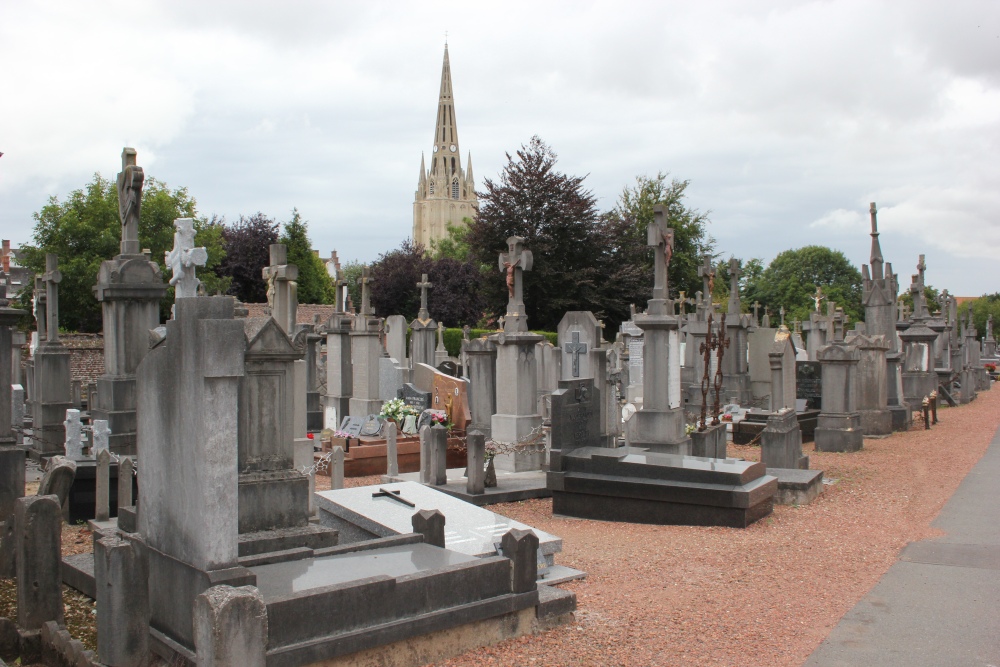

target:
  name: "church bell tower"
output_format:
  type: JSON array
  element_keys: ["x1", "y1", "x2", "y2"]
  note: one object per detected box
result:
[{"x1": 412, "y1": 44, "x2": 478, "y2": 249}]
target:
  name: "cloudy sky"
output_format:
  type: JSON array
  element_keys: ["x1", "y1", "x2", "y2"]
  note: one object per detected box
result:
[{"x1": 2, "y1": 0, "x2": 998, "y2": 296}]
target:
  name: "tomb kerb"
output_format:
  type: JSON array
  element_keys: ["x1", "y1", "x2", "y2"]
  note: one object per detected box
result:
[
  {"x1": 814, "y1": 341, "x2": 864, "y2": 452},
  {"x1": 349, "y1": 267, "x2": 384, "y2": 417},
  {"x1": 409, "y1": 273, "x2": 437, "y2": 368},
  {"x1": 92, "y1": 148, "x2": 167, "y2": 454},
  {"x1": 629, "y1": 206, "x2": 690, "y2": 454},
  {"x1": 489, "y1": 236, "x2": 545, "y2": 471},
  {"x1": 320, "y1": 274, "x2": 353, "y2": 428},
  {"x1": 31, "y1": 255, "x2": 73, "y2": 458}
]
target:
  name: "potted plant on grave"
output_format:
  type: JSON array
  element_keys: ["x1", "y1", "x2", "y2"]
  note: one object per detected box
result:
[{"x1": 380, "y1": 398, "x2": 418, "y2": 428}]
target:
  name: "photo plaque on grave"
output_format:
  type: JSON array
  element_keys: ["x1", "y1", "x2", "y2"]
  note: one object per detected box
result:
[
  {"x1": 339, "y1": 415, "x2": 366, "y2": 438},
  {"x1": 359, "y1": 414, "x2": 385, "y2": 437}
]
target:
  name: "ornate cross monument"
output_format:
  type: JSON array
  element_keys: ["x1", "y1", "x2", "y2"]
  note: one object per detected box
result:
[
  {"x1": 262, "y1": 244, "x2": 299, "y2": 336},
  {"x1": 410, "y1": 273, "x2": 437, "y2": 368},
  {"x1": 349, "y1": 266, "x2": 384, "y2": 417},
  {"x1": 41, "y1": 255, "x2": 61, "y2": 343},
  {"x1": 647, "y1": 209, "x2": 674, "y2": 313},
  {"x1": 498, "y1": 236, "x2": 533, "y2": 333},
  {"x1": 416, "y1": 273, "x2": 433, "y2": 323},
  {"x1": 92, "y1": 148, "x2": 167, "y2": 454},
  {"x1": 562, "y1": 331, "x2": 588, "y2": 378},
  {"x1": 697, "y1": 255, "x2": 715, "y2": 319},
  {"x1": 165, "y1": 218, "x2": 208, "y2": 299},
  {"x1": 30, "y1": 254, "x2": 73, "y2": 458}
]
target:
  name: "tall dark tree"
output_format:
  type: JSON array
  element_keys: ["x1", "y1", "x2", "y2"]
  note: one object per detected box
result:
[
  {"x1": 279, "y1": 208, "x2": 333, "y2": 304},
  {"x1": 216, "y1": 213, "x2": 279, "y2": 304},
  {"x1": 466, "y1": 136, "x2": 603, "y2": 332},
  {"x1": 19, "y1": 173, "x2": 223, "y2": 332},
  {"x1": 369, "y1": 239, "x2": 484, "y2": 326},
  {"x1": 743, "y1": 245, "x2": 863, "y2": 325}
]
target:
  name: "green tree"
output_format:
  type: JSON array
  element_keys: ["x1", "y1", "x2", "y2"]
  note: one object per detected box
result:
[
  {"x1": 465, "y1": 136, "x2": 604, "y2": 331},
  {"x1": 743, "y1": 246, "x2": 863, "y2": 325},
  {"x1": 339, "y1": 260, "x2": 366, "y2": 312},
  {"x1": 279, "y1": 208, "x2": 334, "y2": 304},
  {"x1": 430, "y1": 219, "x2": 475, "y2": 262},
  {"x1": 958, "y1": 293, "x2": 1000, "y2": 339},
  {"x1": 19, "y1": 174, "x2": 224, "y2": 332}
]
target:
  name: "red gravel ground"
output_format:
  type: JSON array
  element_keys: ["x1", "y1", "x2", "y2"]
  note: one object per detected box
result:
[{"x1": 425, "y1": 388, "x2": 1000, "y2": 667}]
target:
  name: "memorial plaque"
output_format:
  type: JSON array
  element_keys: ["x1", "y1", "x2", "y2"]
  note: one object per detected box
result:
[
  {"x1": 398, "y1": 383, "x2": 432, "y2": 412},
  {"x1": 359, "y1": 414, "x2": 384, "y2": 437},
  {"x1": 339, "y1": 415, "x2": 366, "y2": 438},
  {"x1": 796, "y1": 361, "x2": 822, "y2": 411},
  {"x1": 549, "y1": 378, "x2": 602, "y2": 457},
  {"x1": 431, "y1": 372, "x2": 472, "y2": 432},
  {"x1": 621, "y1": 321, "x2": 644, "y2": 387}
]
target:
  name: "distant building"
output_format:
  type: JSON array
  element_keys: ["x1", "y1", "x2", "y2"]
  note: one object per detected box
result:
[
  {"x1": 412, "y1": 44, "x2": 478, "y2": 250},
  {"x1": 2, "y1": 240, "x2": 33, "y2": 299}
]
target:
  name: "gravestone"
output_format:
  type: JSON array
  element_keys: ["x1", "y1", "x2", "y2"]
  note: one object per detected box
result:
[
  {"x1": 339, "y1": 415, "x2": 366, "y2": 438},
  {"x1": 796, "y1": 361, "x2": 822, "y2": 411},
  {"x1": 436, "y1": 359, "x2": 459, "y2": 377},
  {"x1": 431, "y1": 370, "x2": 471, "y2": 432},
  {"x1": 435, "y1": 323, "x2": 449, "y2": 367},
  {"x1": 30, "y1": 257, "x2": 73, "y2": 458},
  {"x1": 398, "y1": 383, "x2": 431, "y2": 413},
  {"x1": 761, "y1": 329, "x2": 807, "y2": 470},
  {"x1": 321, "y1": 275, "x2": 354, "y2": 429},
  {"x1": 491, "y1": 237, "x2": 545, "y2": 471},
  {"x1": 385, "y1": 315, "x2": 409, "y2": 368},
  {"x1": 815, "y1": 341, "x2": 864, "y2": 452},
  {"x1": 164, "y1": 217, "x2": 208, "y2": 299},
  {"x1": 378, "y1": 357, "x2": 406, "y2": 402},
  {"x1": 349, "y1": 267, "x2": 384, "y2": 417},
  {"x1": 92, "y1": 148, "x2": 167, "y2": 454},
  {"x1": 360, "y1": 415, "x2": 384, "y2": 437},
  {"x1": 557, "y1": 312, "x2": 602, "y2": 381},
  {"x1": 63, "y1": 409, "x2": 84, "y2": 459},
  {"x1": 409, "y1": 274, "x2": 436, "y2": 369},
  {"x1": 548, "y1": 379, "x2": 603, "y2": 468},
  {"x1": 846, "y1": 331, "x2": 892, "y2": 435},
  {"x1": 748, "y1": 326, "x2": 778, "y2": 401},
  {"x1": 620, "y1": 320, "x2": 644, "y2": 402},
  {"x1": 463, "y1": 337, "x2": 496, "y2": 438}
]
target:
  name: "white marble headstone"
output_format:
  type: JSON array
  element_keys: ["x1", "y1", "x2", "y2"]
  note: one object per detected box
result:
[{"x1": 63, "y1": 409, "x2": 84, "y2": 458}]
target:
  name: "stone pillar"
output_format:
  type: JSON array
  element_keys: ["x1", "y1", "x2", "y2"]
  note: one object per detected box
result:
[
  {"x1": 330, "y1": 446, "x2": 344, "y2": 490},
  {"x1": 463, "y1": 337, "x2": 496, "y2": 438},
  {"x1": 0, "y1": 290, "x2": 25, "y2": 529},
  {"x1": 15, "y1": 495, "x2": 63, "y2": 629},
  {"x1": 490, "y1": 331, "x2": 545, "y2": 471},
  {"x1": 322, "y1": 313, "x2": 353, "y2": 428},
  {"x1": 411, "y1": 509, "x2": 445, "y2": 548},
  {"x1": 95, "y1": 534, "x2": 149, "y2": 667},
  {"x1": 419, "y1": 425, "x2": 431, "y2": 484},
  {"x1": 11, "y1": 384, "x2": 24, "y2": 445},
  {"x1": 429, "y1": 424, "x2": 448, "y2": 485},
  {"x1": 95, "y1": 449, "x2": 111, "y2": 522},
  {"x1": 193, "y1": 586, "x2": 267, "y2": 667},
  {"x1": 501, "y1": 528, "x2": 538, "y2": 593},
  {"x1": 349, "y1": 316, "x2": 384, "y2": 418},
  {"x1": 815, "y1": 342, "x2": 864, "y2": 452},
  {"x1": 63, "y1": 409, "x2": 83, "y2": 458},
  {"x1": 118, "y1": 457, "x2": 134, "y2": 509},
  {"x1": 629, "y1": 305, "x2": 689, "y2": 454},
  {"x1": 848, "y1": 333, "x2": 892, "y2": 436},
  {"x1": 385, "y1": 422, "x2": 399, "y2": 477},
  {"x1": 466, "y1": 430, "x2": 485, "y2": 495}
]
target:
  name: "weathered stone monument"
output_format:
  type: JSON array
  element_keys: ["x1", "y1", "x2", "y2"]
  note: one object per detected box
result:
[
  {"x1": 627, "y1": 206, "x2": 689, "y2": 454},
  {"x1": 410, "y1": 273, "x2": 437, "y2": 369},
  {"x1": 760, "y1": 328, "x2": 807, "y2": 470},
  {"x1": 91, "y1": 148, "x2": 167, "y2": 454},
  {"x1": 846, "y1": 330, "x2": 892, "y2": 435},
  {"x1": 462, "y1": 336, "x2": 496, "y2": 438},
  {"x1": 30, "y1": 256, "x2": 73, "y2": 458},
  {"x1": 321, "y1": 272, "x2": 353, "y2": 428},
  {"x1": 814, "y1": 339, "x2": 864, "y2": 452},
  {"x1": 349, "y1": 267, "x2": 383, "y2": 417},
  {"x1": 490, "y1": 237, "x2": 545, "y2": 471},
  {"x1": 862, "y1": 202, "x2": 910, "y2": 430},
  {"x1": 720, "y1": 257, "x2": 752, "y2": 405},
  {"x1": 0, "y1": 274, "x2": 26, "y2": 521},
  {"x1": 165, "y1": 217, "x2": 208, "y2": 299},
  {"x1": 899, "y1": 256, "x2": 940, "y2": 409}
]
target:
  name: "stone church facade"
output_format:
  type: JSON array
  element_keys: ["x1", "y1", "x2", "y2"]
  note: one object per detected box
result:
[{"x1": 412, "y1": 45, "x2": 478, "y2": 249}]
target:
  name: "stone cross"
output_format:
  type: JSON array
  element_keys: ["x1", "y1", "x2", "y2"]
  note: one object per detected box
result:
[
  {"x1": 698, "y1": 256, "x2": 715, "y2": 305},
  {"x1": 648, "y1": 205, "x2": 675, "y2": 303},
  {"x1": 916, "y1": 254, "x2": 926, "y2": 288},
  {"x1": 165, "y1": 218, "x2": 208, "y2": 299},
  {"x1": 780, "y1": 306, "x2": 786, "y2": 327},
  {"x1": 436, "y1": 322, "x2": 446, "y2": 351},
  {"x1": 417, "y1": 273, "x2": 433, "y2": 322},
  {"x1": 987, "y1": 314, "x2": 994, "y2": 340},
  {"x1": 562, "y1": 331, "x2": 588, "y2": 378},
  {"x1": 727, "y1": 257, "x2": 741, "y2": 313},
  {"x1": 42, "y1": 254, "x2": 62, "y2": 343},
  {"x1": 334, "y1": 276, "x2": 347, "y2": 312},
  {"x1": 813, "y1": 286, "x2": 823, "y2": 312},
  {"x1": 116, "y1": 147, "x2": 144, "y2": 256},
  {"x1": 64, "y1": 409, "x2": 83, "y2": 458},
  {"x1": 262, "y1": 244, "x2": 298, "y2": 334},
  {"x1": 678, "y1": 291, "x2": 687, "y2": 314},
  {"x1": 92, "y1": 419, "x2": 111, "y2": 454},
  {"x1": 761, "y1": 308, "x2": 770, "y2": 328},
  {"x1": 752, "y1": 301, "x2": 761, "y2": 325},
  {"x1": 498, "y1": 236, "x2": 533, "y2": 331},
  {"x1": 33, "y1": 276, "x2": 47, "y2": 342},
  {"x1": 358, "y1": 267, "x2": 374, "y2": 316}
]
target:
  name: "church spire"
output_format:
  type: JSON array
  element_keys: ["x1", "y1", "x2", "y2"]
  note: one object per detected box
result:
[
  {"x1": 432, "y1": 44, "x2": 461, "y2": 177},
  {"x1": 868, "y1": 202, "x2": 884, "y2": 280}
]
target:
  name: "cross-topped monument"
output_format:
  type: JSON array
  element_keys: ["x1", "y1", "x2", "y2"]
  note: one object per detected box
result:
[
  {"x1": 165, "y1": 218, "x2": 208, "y2": 299},
  {"x1": 813, "y1": 286, "x2": 824, "y2": 312},
  {"x1": 262, "y1": 244, "x2": 299, "y2": 335},
  {"x1": 562, "y1": 331, "x2": 589, "y2": 378},
  {"x1": 116, "y1": 148, "x2": 144, "y2": 256},
  {"x1": 417, "y1": 273, "x2": 433, "y2": 323},
  {"x1": 752, "y1": 301, "x2": 761, "y2": 327},
  {"x1": 498, "y1": 236, "x2": 533, "y2": 333},
  {"x1": 779, "y1": 306, "x2": 786, "y2": 327},
  {"x1": 697, "y1": 255, "x2": 715, "y2": 315},
  {"x1": 727, "y1": 257, "x2": 741, "y2": 314},
  {"x1": 647, "y1": 205, "x2": 675, "y2": 312},
  {"x1": 42, "y1": 254, "x2": 62, "y2": 343},
  {"x1": 334, "y1": 275, "x2": 348, "y2": 312},
  {"x1": 358, "y1": 267, "x2": 374, "y2": 316}
]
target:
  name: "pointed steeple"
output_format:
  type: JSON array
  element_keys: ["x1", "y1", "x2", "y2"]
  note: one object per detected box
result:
[
  {"x1": 432, "y1": 44, "x2": 461, "y2": 180},
  {"x1": 465, "y1": 151, "x2": 474, "y2": 190},
  {"x1": 418, "y1": 153, "x2": 427, "y2": 192},
  {"x1": 869, "y1": 202, "x2": 884, "y2": 280}
]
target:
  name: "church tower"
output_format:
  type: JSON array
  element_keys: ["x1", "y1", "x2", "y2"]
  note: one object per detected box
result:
[{"x1": 412, "y1": 44, "x2": 478, "y2": 249}]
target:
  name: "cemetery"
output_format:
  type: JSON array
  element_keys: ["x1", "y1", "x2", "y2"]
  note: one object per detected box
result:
[{"x1": 2, "y1": 24, "x2": 999, "y2": 667}]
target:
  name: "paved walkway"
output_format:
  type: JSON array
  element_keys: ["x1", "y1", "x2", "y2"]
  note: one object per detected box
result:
[{"x1": 805, "y1": 423, "x2": 1000, "y2": 666}]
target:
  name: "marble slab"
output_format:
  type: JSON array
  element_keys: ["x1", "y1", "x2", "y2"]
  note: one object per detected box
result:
[{"x1": 316, "y1": 481, "x2": 562, "y2": 561}]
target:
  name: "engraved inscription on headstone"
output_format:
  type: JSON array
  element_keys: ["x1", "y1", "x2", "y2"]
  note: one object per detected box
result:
[
  {"x1": 338, "y1": 415, "x2": 366, "y2": 438},
  {"x1": 795, "y1": 361, "x2": 822, "y2": 411},
  {"x1": 399, "y1": 383, "x2": 432, "y2": 412},
  {"x1": 359, "y1": 415, "x2": 384, "y2": 437}
]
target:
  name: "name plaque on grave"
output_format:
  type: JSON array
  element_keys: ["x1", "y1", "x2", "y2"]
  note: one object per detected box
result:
[
  {"x1": 398, "y1": 383, "x2": 432, "y2": 412},
  {"x1": 795, "y1": 361, "x2": 822, "y2": 411},
  {"x1": 339, "y1": 415, "x2": 366, "y2": 438},
  {"x1": 359, "y1": 415, "x2": 384, "y2": 437}
]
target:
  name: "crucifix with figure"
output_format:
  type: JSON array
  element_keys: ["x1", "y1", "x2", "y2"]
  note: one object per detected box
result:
[
  {"x1": 417, "y1": 273, "x2": 433, "y2": 323},
  {"x1": 262, "y1": 244, "x2": 298, "y2": 334},
  {"x1": 498, "y1": 236, "x2": 532, "y2": 332},
  {"x1": 42, "y1": 254, "x2": 62, "y2": 344},
  {"x1": 563, "y1": 331, "x2": 589, "y2": 378},
  {"x1": 698, "y1": 256, "x2": 715, "y2": 314},
  {"x1": 648, "y1": 205, "x2": 675, "y2": 308},
  {"x1": 116, "y1": 148, "x2": 144, "y2": 256}
]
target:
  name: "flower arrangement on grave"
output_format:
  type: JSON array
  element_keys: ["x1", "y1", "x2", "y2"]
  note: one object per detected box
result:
[
  {"x1": 684, "y1": 423, "x2": 697, "y2": 435},
  {"x1": 427, "y1": 409, "x2": 452, "y2": 431},
  {"x1": 333, "y1": 430, "x2": 352, "y2": 439},
  {"x1": 379, "y1": 398, "x2": 419, "y2": 423},
  {"x1": 986, "y1": 362, "x2": 997, "y2": 373}
]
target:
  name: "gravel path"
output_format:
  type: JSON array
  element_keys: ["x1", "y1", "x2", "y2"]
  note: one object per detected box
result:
[{"x1": 435, "y1": 389, "x2": 1000, "y2": 667}]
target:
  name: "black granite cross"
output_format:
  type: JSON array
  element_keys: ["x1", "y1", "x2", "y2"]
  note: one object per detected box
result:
[
  {"x1": 562, "y1": 331, "x2": 588, "y2": 378},
  {"x1": 371, "y1": 487, "x2": 415, "y2": 507}
]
